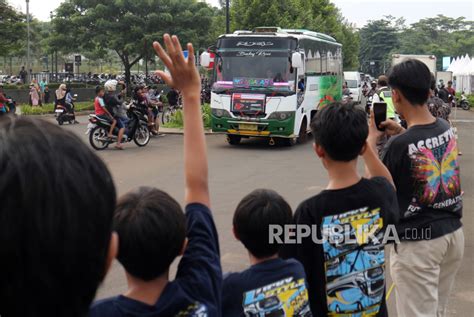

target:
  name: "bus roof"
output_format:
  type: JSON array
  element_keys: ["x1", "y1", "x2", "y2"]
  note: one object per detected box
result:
[{"x1": 221, "y1": 27, "x2": 341, "y2": 46}]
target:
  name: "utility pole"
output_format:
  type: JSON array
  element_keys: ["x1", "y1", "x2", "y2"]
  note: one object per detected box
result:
[
  {"x1": 26, "y1": 0, "x2": 31, "y2": 82},
  {"x1": 226, "y1": 0, "x2": 230, "y2": 34}
]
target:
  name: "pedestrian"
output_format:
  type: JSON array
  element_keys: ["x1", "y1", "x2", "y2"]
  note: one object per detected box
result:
[
  {"x1": 19, "y1": 66, "x2": 27, "y2": 84},
  {"x1": 40, "y1": 77, "x2": 47, "y2": 104},
  {"x1": 0, "y1": 116, "x2": 117, "y2": 316},
  {"x1": 44, "y1": 86, "x2": 50, "y2": 104},
  {"x1": 0, "y1": 83, "x2": 8, "y2": 115},
  {"x1": 90, "y1": 34, "x2": 222, "y2": 317},
  {"x1": 374, "y1": 59, "x2": 464, "y2": 317},
  {"x1": 222, "y1": 189, "x2": 311, "y2": 316},
  {"x1": 29, "y1": 83, "x2": 39, "y2": 107},
  {"x1": 284, "y1": 102, "x2": 399, "y2": 316},
  {"x1": 428, "y1": 74, "x2": 451, "y2": 121}
]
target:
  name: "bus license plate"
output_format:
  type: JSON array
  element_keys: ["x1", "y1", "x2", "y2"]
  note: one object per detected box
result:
[{"x1": 239, "y1": 124, "x2": 257, "y2": 131}]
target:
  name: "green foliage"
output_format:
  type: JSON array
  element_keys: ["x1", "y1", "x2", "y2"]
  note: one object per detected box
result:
[
  {"x1": 51, "y1": 0, "x2": 216, "y2": 86},
  {"x1": 0, "y1": 0, "x2": 26, "y2": 58},
  {"x1": 164, "y1": 104, "x2": 212, "y2": 130},
  {"x1": 360, "y1": 15, "x2": 474, "y2": 76},
  {"x1": 20, "y1": 101, "x2": 94, "y2": 115}
]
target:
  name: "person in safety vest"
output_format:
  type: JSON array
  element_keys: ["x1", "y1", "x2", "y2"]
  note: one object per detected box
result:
[{"x1": 373, "y1": 75, "x2": 397, "y2": 120}]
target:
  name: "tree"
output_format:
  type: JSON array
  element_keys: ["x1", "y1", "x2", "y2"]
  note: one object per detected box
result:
[
  {"x1": 0, "y1": 0, "x2": 26, "y2": 62},
  {"x1": 51, "y1": 0, "x2": 215, "y2": 88},
  {"x1": 359, "y1": 17, "x2": 400, "y2": 75},
  {"x1": 398, "y1": 15, "x2": 474, "y2": 69},
  {"x1": 229, "y1": 0, "x2": 360, "y2": 70}
]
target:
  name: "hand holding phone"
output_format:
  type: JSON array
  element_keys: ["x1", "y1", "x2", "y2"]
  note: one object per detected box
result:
[{"x1": 373, "y1": 102, "x2": 387, "y2": 131}]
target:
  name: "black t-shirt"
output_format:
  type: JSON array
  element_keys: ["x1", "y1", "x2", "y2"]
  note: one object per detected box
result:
[
  {"x1": 285, "y1": 177, "x2": 399, "y2": 317},
  {"x1": 103, "y1": 93, "x2": 122, "y2": 116},
  {"x1": 381, "y1": 118, "x2": 462, "y2": 240},
  {"x1": 222, "y1": 258, "x2": 312, "y2": 317},
  {"x1": 89, "y1": 203, "x2": 222, "y2": 317}
]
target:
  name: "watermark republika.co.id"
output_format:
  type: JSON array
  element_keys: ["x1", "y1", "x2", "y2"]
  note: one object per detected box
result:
[{"x1": 268, "y1": 224, "x2": 433, "y2": 245}]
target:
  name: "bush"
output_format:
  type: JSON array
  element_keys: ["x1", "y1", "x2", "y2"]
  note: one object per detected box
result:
[
  {"x1": 163, "y1": 104, "x2": 211, "y2": 129},
  {"x1": 21, "y1": 101, "x2": 94, "y2": 115}
]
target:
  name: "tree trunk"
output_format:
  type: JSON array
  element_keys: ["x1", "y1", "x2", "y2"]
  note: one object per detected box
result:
[{"x1": 124, "y1": 62, "x2": 131, "y2": 96}]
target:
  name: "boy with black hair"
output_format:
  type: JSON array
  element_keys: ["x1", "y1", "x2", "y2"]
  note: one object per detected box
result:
[
  {"x1": 94, "y1": 85, "x2": 116, "y2": 138},
  {"x1": 285, "y1": 102, "x2": 399, "y2": 316},
  {"x1": 374, "y1": 59, "x2": 464, "y2": 317},
  {"x1": 0, "y1": 116, "x2": 118, "y2": 317},
  {"x1": 223, "y1": 189, "x2": 312, "y2": 316},
  {"x1": 90, "y1": 34, "x2": 222, "y2": 316}
]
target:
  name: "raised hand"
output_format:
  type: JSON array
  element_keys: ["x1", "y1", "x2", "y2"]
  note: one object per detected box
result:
[{"x1": 153, "y1": 34, "x2": 201, "y2": 99}]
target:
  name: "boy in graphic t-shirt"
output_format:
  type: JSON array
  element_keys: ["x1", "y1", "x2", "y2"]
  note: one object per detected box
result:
[
  {"x1": 222, "y1": 189, "x2": 312, "y2": 317},
  {"x1": 284, "y1": 102, "x2": 399, "y2": 317},
  {"x1": 90, "y1": 35, "x2": 222, "y2": 317},
  {"x1": 374, "y1": 59, "x2": 464, "y2": 317}
]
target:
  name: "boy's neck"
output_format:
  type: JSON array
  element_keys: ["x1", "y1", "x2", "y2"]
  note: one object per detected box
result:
[
  {"x1": 124, "y1": 272, "x2": 169, "y2": 306},
  {"x1": 249, "y1": 252, "x2": 278, "y2": 266},
  {"x1": 402, "y1": 103, "x2": 436, "y2": 128},
  {"x1": 326, "y1": 160, "x2": 361, "y2": 190}
]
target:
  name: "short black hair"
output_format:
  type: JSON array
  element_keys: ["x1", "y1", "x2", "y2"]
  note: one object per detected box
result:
[
  {"x1": 233, "y1": 189, "x2": 292, "y2": 259},
  {"x1": 377, "y1": 75, "x2": 388, "y2": 87},
  {"x1": 388, "y1": 59, "x2": 431, "y2": 105},
  {"x1": 114, "y1": 187, "x2": 186, "y2": 281},
  {"x1": 311, "y1": 102, "x2": 368, "y2": 161},
  {"x1": 95, "y1": 85, "x2": 104, "y2": 94},
  {"x1": 0, "y1": 116, "x2": 116, "y2": 317}
]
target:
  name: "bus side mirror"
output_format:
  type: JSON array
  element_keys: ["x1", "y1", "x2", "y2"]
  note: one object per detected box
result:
[
  {"x1": 200, "y1": 52, "x2": 211, "y2": 68},
  {"x1": 291, "y1": 52, "x2": 304, "y2": 69}
]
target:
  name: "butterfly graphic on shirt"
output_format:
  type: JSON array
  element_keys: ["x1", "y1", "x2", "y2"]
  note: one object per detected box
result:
[{"x1": 411, "y1": 137, "x2": 460, "y2": 205}]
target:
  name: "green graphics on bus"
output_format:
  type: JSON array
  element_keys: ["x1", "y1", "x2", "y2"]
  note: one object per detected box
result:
[{"x1": 317, "y1": 75, "x2": 343, "y2": 109}]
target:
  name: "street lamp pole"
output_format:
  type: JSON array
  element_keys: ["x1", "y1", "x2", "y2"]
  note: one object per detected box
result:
[
  {"x1": 226, "y1": 0, "x2": 230, "y2": 34},
  {"x1": 26, "y1": 0, "x2": 31, "y2": 82}
]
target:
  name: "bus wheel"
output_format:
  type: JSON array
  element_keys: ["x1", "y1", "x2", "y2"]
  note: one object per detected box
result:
[
  {"x1": 227, "y1": 135, "x2": 241, "y2": 145},
  {"x1": 297, "y1": 118, "x2": 308, "y2": 144},
  {"x1": 278, "y1": 137, "x2": 296, "y2": 147}
]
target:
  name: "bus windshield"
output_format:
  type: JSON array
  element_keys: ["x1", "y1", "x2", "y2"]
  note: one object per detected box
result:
[{"x1": 212, "y1": 51, "x2": 295, "y2": 93}]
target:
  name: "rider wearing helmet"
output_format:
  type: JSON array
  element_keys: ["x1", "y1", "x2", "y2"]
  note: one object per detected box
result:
[{"x1": 104, "y1": 80, "x2": 126, "y2": 150}]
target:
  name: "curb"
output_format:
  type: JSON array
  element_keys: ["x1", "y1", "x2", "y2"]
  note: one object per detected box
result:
[{"x1": 160, "y1": 130, "x2": 218, "y2": 135}]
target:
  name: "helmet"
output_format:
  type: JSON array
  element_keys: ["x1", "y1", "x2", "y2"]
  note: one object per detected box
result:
[{"x1": 104, "y1": 80, "x2": 118, "y2": 92}]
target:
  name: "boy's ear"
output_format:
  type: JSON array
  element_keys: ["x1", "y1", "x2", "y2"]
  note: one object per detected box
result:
[
  {"x1": 232, "y1": 226, "x2": 240, "y2": 241},
  {"x1": 105, "y1": 232, "x2": 119, "y2": 275},
  {"x1": 313, "y1": 143, "x2": 325, "y2": 158},
  {"x1": 179, "y1": 238, "x2": 188, "y2": 256}
]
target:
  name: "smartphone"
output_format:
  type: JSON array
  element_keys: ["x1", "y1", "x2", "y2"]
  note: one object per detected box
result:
[{"x1": 373, "y1": 102, "x2": 387, "y2": 131}]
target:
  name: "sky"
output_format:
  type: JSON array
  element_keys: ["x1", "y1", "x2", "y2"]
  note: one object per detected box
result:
[{"x1": 7, "y1": 0, "x2": 474, "y2": 27}]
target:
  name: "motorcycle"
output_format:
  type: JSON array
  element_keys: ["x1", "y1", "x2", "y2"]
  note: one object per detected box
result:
[
  {"x1": 56, "y1": 94, "x2": 78, "y2": 125},
  {"x1": 458, "y1": 93, "x2": 470, "y2": 111},
  {"x1": 87, "y1": 102, "x2": 151, "y2": 150}
]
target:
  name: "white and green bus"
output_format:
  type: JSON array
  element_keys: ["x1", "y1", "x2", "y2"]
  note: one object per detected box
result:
[{"x1": 200, "y1": 27, "x2": 343, "y2": 146}]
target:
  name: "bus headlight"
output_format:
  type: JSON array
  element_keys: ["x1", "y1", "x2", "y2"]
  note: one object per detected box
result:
[
  {"x1": 211, "y1": 108, "x2": 231, "y2": 118},
  {"x1": 268, "y1": 111, "x2": 294, "y2": 120}
]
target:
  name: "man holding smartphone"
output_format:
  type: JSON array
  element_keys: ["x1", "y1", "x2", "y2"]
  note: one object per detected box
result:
[{"x1": 369, "y1": 59, "x2": 464, "y2": 317}]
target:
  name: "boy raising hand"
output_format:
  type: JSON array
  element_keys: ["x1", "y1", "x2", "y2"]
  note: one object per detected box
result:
[{"x1": 90, "y1": 35, "x2": 222, "y2": 316}]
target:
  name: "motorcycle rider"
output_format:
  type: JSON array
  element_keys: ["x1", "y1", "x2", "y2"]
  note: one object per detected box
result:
[
  {"x1": 0, "y1": 83, "x2": 8, "y2": 115},
  {"x1": 65, "y1": 88, "x2": 79, "y2": 124},
  {"x1": 104, "y1": 80, "x2": 126, "y2": 150},
  {"x1": 55, "y1": 84, "x2": 67, "y2": 113},
  {"x1": 94, "y1": 86, "x2": 116, "y2": 139},
  {"x1": 438, "y1": 83, "x2": 449, "y2": 103},
  {"x1": 367, "y1": 80, "x2": 377, "y2": 98}
]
